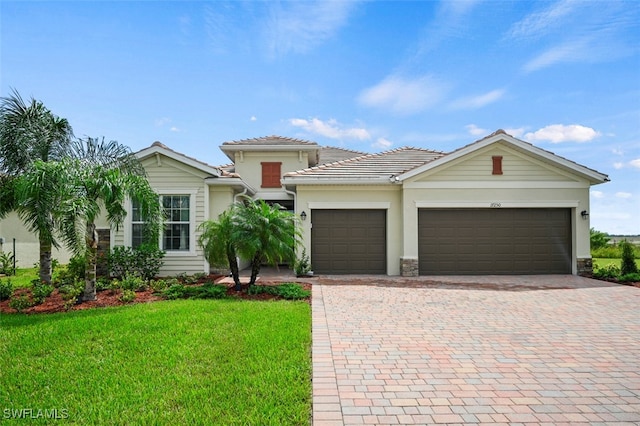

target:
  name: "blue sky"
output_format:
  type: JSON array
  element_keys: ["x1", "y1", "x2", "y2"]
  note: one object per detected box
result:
[{"x1": 1, "y1": 1, "x2": 639, "y2": 234}]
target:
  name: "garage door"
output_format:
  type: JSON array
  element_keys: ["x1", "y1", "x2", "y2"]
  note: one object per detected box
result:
[
  {"x1": 418, "y1": 208, "x2": 571, "y2": 275},
  {"x1": 311, "y1": 209, "x2": 386, "y2": 274}
]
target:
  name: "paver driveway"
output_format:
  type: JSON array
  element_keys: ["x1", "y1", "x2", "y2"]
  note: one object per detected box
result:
[{"x1": 312, "y1": 275, "x2": 640, "y2": 425}]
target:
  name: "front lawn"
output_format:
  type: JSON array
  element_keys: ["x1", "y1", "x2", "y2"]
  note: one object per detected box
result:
[{"x1": 0, "y1": 299, "x2": 311, "y2": 424}]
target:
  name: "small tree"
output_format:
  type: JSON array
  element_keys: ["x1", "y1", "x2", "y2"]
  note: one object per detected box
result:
[
  {"x1": 620, "y1": 240, "x2": 639, "y2": 275},
  {"x1": 233, "y1": 200, "x2": 301, "y2": 286},
  {"x1": 198, "y1": 209, "x2": 242, "y2": 291},
  {"x1": 590, "y1": 228, "x2": 610, "y2": 250}
]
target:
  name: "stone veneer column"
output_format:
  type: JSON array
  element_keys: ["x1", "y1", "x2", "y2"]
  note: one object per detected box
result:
[
  {"x1": 400, "y1": 257, "x2": 419, "y2": 277},
  {"x1": 577, "y1": 258, "x2": 593, "y2": 276}
]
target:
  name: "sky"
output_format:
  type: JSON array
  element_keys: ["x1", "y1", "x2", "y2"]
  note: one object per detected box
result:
[{"x1": 1, "y1": 0, "x2": 639, "y2": 235}]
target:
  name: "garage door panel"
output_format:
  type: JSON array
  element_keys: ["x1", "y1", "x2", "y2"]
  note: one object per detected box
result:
[
  {"x1": 419, "y1": 209, "x2": 571, "y2": 275},
  {"x1": 312, "y1": 209, "x2": 386, "y2": 274}
]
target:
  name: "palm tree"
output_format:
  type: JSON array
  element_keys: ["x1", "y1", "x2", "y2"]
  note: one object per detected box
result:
[
  {"x1": 233, "y1": 199, "x2": 301, "y2": 286},
  {"x1": 198, "y1": 209, "x2": 242, "y2": 291},
  {"x1": 0, "y1": 90, "x2": 74, "y2": 283},
  {"x1": 56, "y1": 137, "x2": 162, "y2": 302}
]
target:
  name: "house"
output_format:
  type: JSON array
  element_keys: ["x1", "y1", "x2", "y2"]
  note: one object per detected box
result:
[{"x1": 0, "y1": 130, "x2": 609, "y2": 276}]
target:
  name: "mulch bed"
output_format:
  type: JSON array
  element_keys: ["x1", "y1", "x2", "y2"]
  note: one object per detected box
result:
[{"x1": 0, "y1": 276, "x2": 312, "y2": 315}]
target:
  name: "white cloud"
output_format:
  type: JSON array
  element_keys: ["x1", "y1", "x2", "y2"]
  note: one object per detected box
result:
[
  {"x1": 465, "y1": 124, "x2": 488, "y2": 136},
  {"x1": 591, "y1": 190, "x2": 605, "y2": 199},
  {"x1": 506, "y1": 0, "x2": 575, "y2": 40},
  {"x1": 503, "y1": 127, "x2": 526, "y2": 138},
  {"x1": 524, "y1": 124, "x2": 600, "y2": 143},
  {"x1": 612, "y1": 148, "x2": 624, "y2": 156},
  {"x1": 372, "y1": 137, "x2": 393, "y2": 150},
  {"x1": 616, "y1": 192, "x2": 632, "y2": 199},
  {"x1": 155, "y1": 117, "x2": 172, "y2": 127},
  {"x1": 613, "y1": 162, "x2": 624, "y2": 170},
  {"x1": 630, "y1": 159, "x2": 640, "y2": 169},
  {"x1": 170, "y1": 127, "x2": 180, "y2": 132},
  {"x1": 264, "y1": 1, "x2": 356, "y2": 57},
  {"x1": 289, "y1": 117, "x2": 370, "y2": 140},
  {"x1": 449, "y1": 89, "x2": 505, "y2": 110},
  {"x1": 523, "y1": 38, "x2": 593, "y2": 73},
  {"x1": 250, "y1": 116, "x2": 257, "y2": 122},
  {"x1": 358, "y1": 75, "x2": 449, "y2": 115}
]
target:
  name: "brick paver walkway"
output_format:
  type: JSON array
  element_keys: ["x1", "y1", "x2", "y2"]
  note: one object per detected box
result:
[{"x1": 312, "y1": 275, "x2": 640, "y2": 425}]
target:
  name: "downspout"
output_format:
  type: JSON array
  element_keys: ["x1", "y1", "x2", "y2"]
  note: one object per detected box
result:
[{"x1": 233, "y1": 187, "x2": 249, "y2": 203}]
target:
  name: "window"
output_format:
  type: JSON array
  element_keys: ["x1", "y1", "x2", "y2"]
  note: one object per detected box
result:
[
  {"x1": 131, "y1": 200, "x2": 147, "y2": 249},
  {"x1": 261, "y1": 162, "x2": 282, "y2": 188},
  {"x1": 162, "y1": 195, "x2": 190, "y2": 251},
  {"x1": 131, "y1": 194, "x2": 192, "y2": 251}
]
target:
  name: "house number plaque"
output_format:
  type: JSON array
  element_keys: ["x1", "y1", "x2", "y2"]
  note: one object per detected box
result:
[{"x1": 490, "y1": 202, "x2": 502, "y2": 208}]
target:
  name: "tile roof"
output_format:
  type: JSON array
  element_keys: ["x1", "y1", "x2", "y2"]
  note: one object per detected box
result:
[
  {"x1": 221, "y1": 135, "x2": 318, "y2": 147},
  {"x1": 318, "y1": 146, "x2": 368, "y2": 165},
  {"x1": 284, "y1": 147, "x2": 445, "y2": 180},
  {"x1": 143, "y1": 141, "x2": 221, "y2": 173}
]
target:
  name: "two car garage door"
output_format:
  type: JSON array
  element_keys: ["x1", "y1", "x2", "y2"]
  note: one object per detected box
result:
[{"x1": 310, "y1": 208, "x2": 572, "y2": 275}]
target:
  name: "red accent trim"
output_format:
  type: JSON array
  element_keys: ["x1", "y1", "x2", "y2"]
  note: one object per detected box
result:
[{"x1": 492, "y1": 156, "x2": 503, "y2": 175}]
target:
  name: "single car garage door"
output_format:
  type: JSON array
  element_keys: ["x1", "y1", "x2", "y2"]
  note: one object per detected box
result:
[
  {"x1": 419, "y1": 208, "x2": 571, "y2": 275},
  {"x1": 311, "y1": 209, "x2": 386, "y2": 274}
]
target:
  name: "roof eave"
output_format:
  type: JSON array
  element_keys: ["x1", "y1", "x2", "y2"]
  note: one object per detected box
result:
[{"x1": 136, "y1": 144, "x2": 222, "y2": 177}]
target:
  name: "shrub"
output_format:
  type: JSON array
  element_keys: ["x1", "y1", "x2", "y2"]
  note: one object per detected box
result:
[
  {"x1": 620, "y1": 240, "x2": 639, "y2": 276},
  {"x1": 619, "y1": 273, "x2": 640, "y2": 283},
  {"x1": 109, "y1": 244, "x2": 165, "y2": 280},
  {"x1": 9, "y1": 294, "x2": 32, "y2": 312},
  {"x1": 96, "y1": 277, "x2": 112, "y2": 292},
  {"x1": 294, "y1": 249, "x2": 312, "y2": 277},
  {"x1": 58, "y1": 281, "x2": 83, "y2": 310},
  {"x1": 31, "y1": 280, "x2": 54, "y2": 305},
  {"x1": 162, "y1": 284, "x2": 186, "y2": 300},
  {"x1": 120, "y1": 274, "x2": 147, "y2": 292},
  {"x1": 54, "y1": 254, "x2": 86, "y2": 287},
  {"x1": 591, "y1": 245, "x2": 621, "y2": 258},
  {"x1": 592, "y1": 263, "x2": 621, "y2": 280},
  {"x1": 0, "y1": 251, "x2": 15, "y2": 275},
  {"x1": 119, "y1": 289, "x2": 136, "y2": 303},
  {"x1": 195, "y1": 283, "x2": 227, "y2": 299},
  {"x1": 0, "y1": 278, "x2": 13, "y2": 301},
  {"x1": 275, "y1": 283, "x2": 311, "y2": 300},
  {"x1": 150, "y1": 279, "x2": 168, "y2": 293},
  {"x1": 177, "y1": 272, "x2": 199, "y2": 285}
]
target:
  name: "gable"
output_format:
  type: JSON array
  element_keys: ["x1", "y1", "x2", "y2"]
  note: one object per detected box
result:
[
  {"x1": 410, "y1": 143, "x2": 582, "y2": 184},
  {"x1": 140, "y1": 154, "x2": 211, "y2": 189}
]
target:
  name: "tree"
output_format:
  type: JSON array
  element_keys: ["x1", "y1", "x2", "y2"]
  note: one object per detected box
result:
[
  {"x1": 198, "y1": 209, "x2": 242, "y2": 291},
  {"x1": 54, "y1": 137, "x2": 161, "y2": 302},
  {"x1": 620, "y1": 240, "x2": 639, "y2": 276},
  {"x1": 233, "y1": 199, "x2": 301, "y2": 286},
  {"x1": 0, "y1": 90, "x2": 74, "y2": 283},
  {"x1": 590, "y1": 228, "x2": 610, "y2": 250}
]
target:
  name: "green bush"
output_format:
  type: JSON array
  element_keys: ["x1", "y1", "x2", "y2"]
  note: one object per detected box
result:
[
  {"x1": 591, "y1": 245, "x2": 621, "y2": 258},
  {"x1": 0, "y1": 278, "x2": 13, "y2": 301},
  {"x1": 54, "y1": 254, "x2": 86, "y2": 287},
  {"x1": 149, "y1": 279, "x2": 168, "y2": 293},
  {"x1": 9, "y1": 294, "x2": 32, "y2": 312},
  {"x1": 0, "y1": 251, "x2": 15, "y2": 275},
  {"x1": 590, "y1": 228, "x2": 611, "y2": 250},
  {"x1": 294, "y1": 249, "x2": 312, "y2": 277},
  {"x1": 31, "y1": 280, "x2": 54, "y2": 305},
  {"x1": 248, "y1": 283, "x2": 310, "y2": 300},
  {"x1": 119, "y1": 275, "x2": 147, "y2": 292},
  {"x1": 108, "y1": 244, "x2": 165, "y2": 280},
  {"x1": 195, "y1": 283, "x2": 228, "y2": 299},
  {"x1": 162, "y1": 283, "x2": 186, "y2": 300},
  {"x1": 619, "y1": 273, "x2": 640, "y2": 283},
  {"x1": 275, "y1": 283, "x2": 311, "y2": 300},
  {"x1": 161, "y1": 282, "x2": 227, "y2": 300},
  {"x1": 96, "y1": 277, "x2": 112, "y2": 292},
  {"x1": 592, "y1": 263, "x2": 621, "y2": 279},
  {"x1": 620, "y1": 240, "x2": 639, "y2": 276},
  {"x1": 58, "y1": 281, "x2": 84, "y2": 310},
  {"x1": 119, "y1": 289, "x2": 136, "y2": 303}
]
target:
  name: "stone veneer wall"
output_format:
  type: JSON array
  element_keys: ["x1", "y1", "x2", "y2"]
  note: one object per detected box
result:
[
  {"x1": 400, "y1": 257, "x2": 418, "y2": 277},
  {"x1": 577, "y1": 258, "x2": 593, "y2": 276}
]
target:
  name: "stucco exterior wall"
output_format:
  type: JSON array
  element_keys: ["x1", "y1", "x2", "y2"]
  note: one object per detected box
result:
[
  {"x1": 233, "y1": 151, "x2": 307, "y2": 200},
  {"x1": 296, "y1": 185, "x2": 403, "y2": 275}
]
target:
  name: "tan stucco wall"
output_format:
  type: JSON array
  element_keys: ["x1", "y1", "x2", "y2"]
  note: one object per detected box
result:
[
  {"x1": 232, "y1": 151, "x2": 307, "y2": 200},
  {"x1": 296, "y1": 185, "x2": 403, "y2": 275}
]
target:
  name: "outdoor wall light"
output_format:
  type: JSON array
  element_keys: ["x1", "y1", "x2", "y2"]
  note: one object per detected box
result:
[
  {"x1": 581, "y1": 210, "x2": 589, "y2": 220},
  {"x1": 300, "y1": 211, "x2": 307, "y2": 221}
]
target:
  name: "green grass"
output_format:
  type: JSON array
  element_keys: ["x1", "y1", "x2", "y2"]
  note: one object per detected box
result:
[
  {"x1": 0, "y1": 299, "x2": 311, "y2": 425},
  {"x1": 2, "y1": 267, "x2": 38, "y2": 288}
]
